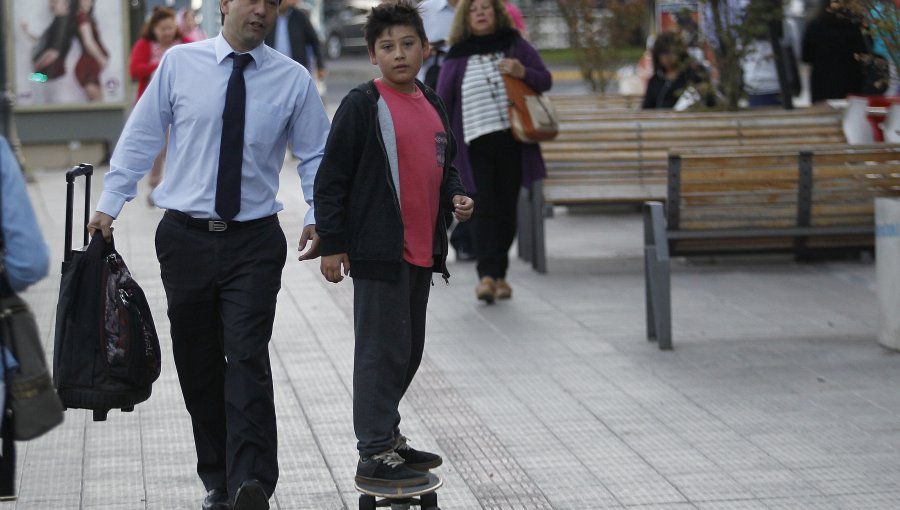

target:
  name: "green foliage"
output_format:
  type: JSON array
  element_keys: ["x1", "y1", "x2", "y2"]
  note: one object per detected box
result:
[
  {"x1": 834, "y1": 0, "x2": 900, "y2": 72},
  {"x1": 702, "y1": 0, "x2": 785, "y2": 110},
  {"x1": 606, "y1": 0, "x2": 648, "y2": 47},
  {"x1": 553, "y1": 0, "x2": 647, "y2": 93}
]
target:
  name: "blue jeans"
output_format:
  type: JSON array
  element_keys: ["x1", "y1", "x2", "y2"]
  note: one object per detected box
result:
[{"x1": 748, "y1": 93, "x2": 782, "y2": 107}]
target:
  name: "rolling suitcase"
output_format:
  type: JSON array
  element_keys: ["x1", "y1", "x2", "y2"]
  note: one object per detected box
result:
[{"x1": 53, "y1": 163, "x2": 161, "y2": 421}]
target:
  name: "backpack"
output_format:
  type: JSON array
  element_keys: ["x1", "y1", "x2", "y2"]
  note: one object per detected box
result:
[{"x1": 54, "y1": 231, "x2": 161, "y2": 421}]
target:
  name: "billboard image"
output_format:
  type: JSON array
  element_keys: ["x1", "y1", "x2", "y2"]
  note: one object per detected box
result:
[
  {"x1": 656, "y1": 0, "x2": 700, "y2": 36},
  {"x1": 11, "y1": 0, "x2": 127, "y2": 108}
]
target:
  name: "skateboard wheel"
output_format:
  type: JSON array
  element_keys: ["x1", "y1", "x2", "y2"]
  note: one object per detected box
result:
[
  {"x1": 420, "y1": 492, "x2": 438, "y2": 508},
  {"x1": 359, "y1": 494, "x2": 376, "y2": 510}
]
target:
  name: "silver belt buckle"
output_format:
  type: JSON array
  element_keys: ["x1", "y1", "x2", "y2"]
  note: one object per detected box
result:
[{"x1": 208, "y1": 220, "x2": 227, "y2": 232}]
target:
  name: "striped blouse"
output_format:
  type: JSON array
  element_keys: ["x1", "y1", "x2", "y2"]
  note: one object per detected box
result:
[{"x1": 461, "y1": 52, "x2": 510, "y2": 144}]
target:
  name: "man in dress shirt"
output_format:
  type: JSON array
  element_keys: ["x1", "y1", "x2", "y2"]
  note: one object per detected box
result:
[
  {"x1": 87, "y1": 1, "x2": 330, "y2": 509},
  {"x1": 264, "y1": 0, "x2": 326, "y2": 82},
  {"x1": 416, "y1": 0, "x2": 457, "y2": 83}
]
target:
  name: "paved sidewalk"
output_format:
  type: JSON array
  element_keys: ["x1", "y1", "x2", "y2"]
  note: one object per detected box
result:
[{"x1": 4, "y1": 161, "x2": 900, "y2": 509}]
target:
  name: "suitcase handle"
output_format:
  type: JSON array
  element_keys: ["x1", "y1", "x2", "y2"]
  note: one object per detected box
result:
[{"x1": 63, "y1": 163, "x2": 93, "y2": 268}]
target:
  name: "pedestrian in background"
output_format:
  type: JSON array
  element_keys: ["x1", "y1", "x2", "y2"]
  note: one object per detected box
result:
[
  {"x1": 802, "y1": 0, "x2": 868, "y2": 103},
  {"x1": 504, "y1": 0, "x2": 528, "y2": 39},
  {"x1": 177, "y1": 7, "x2": 207, "y2": 41},
  {"x1": 699, "y1": 0, "x2": 809, "y2": 107},
  {"x1": 417, "y1": 0, "x2": 457, "y2": 84},
  {"x1": 642, "y1": 31, "x2": 714, "y2": 109},
  {"x1": 437, "y1": 0, "x2": 551, "y2": 304},
  {"x1": 130, "y1": 7, "x2": 190, "y2": 101},
  {"x1": 264, "y1": 0, "x2": 327, "y2": 85},
  {"x1": 129, "y1": 6, "x2": 191, "y2": 204},
  {"x1": 418, "y1": 0, "x2": 478, "y2": 261},
  {"x1": 0, "y1": 136, "x2": 50, "y2": 299},
  {"x1": 87, "y1": 0, "x2": 330, "y2": 508},
  {"x1": 0, "y1": 135, "x2": 51, "y2": 499}
]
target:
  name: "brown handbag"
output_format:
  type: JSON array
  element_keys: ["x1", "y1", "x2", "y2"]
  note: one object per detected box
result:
[{"x1": 502, "y1": 74, "x2": 559, "y2": 143}]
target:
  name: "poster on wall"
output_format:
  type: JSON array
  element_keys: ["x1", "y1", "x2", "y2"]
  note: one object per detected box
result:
[
  {"x1": 11, "y1": 0, "x2": 127, "y2": 109},
  {"x1": 656, "y1": 0, "x2": 700, "y2": 36}
]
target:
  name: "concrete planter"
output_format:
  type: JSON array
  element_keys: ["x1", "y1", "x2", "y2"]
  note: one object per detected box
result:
[{"x1": 876, "y1": 196, "x2": 900, "y2": 350}]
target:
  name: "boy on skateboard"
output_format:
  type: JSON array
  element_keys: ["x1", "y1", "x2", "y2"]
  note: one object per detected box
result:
[{"x1": 314, "y1": 0, "x2": 474, "y2": 488}]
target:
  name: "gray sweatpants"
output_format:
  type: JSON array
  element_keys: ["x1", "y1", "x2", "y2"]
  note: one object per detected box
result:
[{"x1": 352, "y1": 262, "x2": 432, "y2": 457}]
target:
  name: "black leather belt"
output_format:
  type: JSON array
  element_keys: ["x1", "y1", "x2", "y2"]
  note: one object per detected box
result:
[{"x1": 165, "y1": 210, "x2": 277, "y2": 232}]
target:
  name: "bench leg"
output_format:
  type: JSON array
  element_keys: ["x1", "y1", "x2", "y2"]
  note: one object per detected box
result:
[
  {"x1": 517, "y1": 187, "x2": 533, "y2": 263},
  {"x1": 531, "y1": 180, "x2": 547, "y2": 273},
  {"x1": 645, "y1": 246, "x2": 657, "y2": 342},
  {"x1": 644, "y1": 248, "x2": 672, "y2": 350},
  {"x1": 643, "y1": 202, "x2": 672, "y2": 350}
]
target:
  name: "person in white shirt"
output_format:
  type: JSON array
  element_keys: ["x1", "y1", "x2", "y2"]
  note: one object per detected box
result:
[
  {"x1": 417, "y1": 0, "x2": 457, "y2": 83},
  {"x1": 87, "y1": 1, "x2": 330, "y2": 509}
]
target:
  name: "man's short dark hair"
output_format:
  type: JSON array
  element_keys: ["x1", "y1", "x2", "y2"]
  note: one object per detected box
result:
[{"x1": 364, "y1": 0, "x2": 427, "y2": 53}]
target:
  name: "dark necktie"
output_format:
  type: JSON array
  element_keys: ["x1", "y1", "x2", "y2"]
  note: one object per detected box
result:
[{"x1": 216, "y1": 52, "x2": 254, "y2": 221}]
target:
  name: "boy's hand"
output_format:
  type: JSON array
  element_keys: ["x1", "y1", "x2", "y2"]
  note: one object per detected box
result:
[
  {"x1": 321, "y1": 253, "x2": 350, "y2": 283},
  {"x1": 452, "y1": 195, "x2": 474, "y2": 222},
  {"x1": 87, "y1": 212, "x2": 114, "y2": 241},
  {"x1": 298, "y1": 224, "x2": 321, "y2": 261}
]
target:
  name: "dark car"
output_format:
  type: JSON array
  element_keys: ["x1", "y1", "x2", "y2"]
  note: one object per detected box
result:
[{"x1": 323, "y1": 0, "x2": 381, "y2": 58}]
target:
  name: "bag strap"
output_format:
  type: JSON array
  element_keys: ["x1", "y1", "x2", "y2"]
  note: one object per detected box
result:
[
  {"x1": 0, "y1": 143, "x2": 5, "y2": 273},
  {"x1": 0, "y1": 148, "x2": 11, "y2": 483},
  {"x1": 0, "y1": 148, "x2": 13, "y2": 298}
]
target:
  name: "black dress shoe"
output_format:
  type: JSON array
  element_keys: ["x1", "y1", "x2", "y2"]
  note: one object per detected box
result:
[
  {"x1": 233, "y1": 480, "x2": 269, "y2": 510},
  {"x1": 202, "y1": 488, "x2": 231, "y2": 510}
]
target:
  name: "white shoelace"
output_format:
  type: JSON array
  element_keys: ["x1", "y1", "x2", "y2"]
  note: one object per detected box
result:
[
  {"x1": 371, "y1": 451, "x2": 405, "y2": 468},
  {"x1": 394, "y1": 434, "x2": 411, "y2": 451}
]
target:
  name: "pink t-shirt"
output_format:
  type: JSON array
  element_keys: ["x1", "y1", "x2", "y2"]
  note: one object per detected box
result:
[{"x1": 375, "y1": 80, "x2": 446, "y2": 268}]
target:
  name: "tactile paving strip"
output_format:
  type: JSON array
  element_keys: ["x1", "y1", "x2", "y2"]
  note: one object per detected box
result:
[{"x1": 405, "y1": 357, "x2": 555, "y2": 509}]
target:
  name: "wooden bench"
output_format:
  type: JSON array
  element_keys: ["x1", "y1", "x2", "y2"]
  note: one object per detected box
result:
[
  {"x1": 518, "y1": 106, "x2": 846, "y2": 273},
  {"x1": 643, "y1": 143, "x2": 900, "y2": 350},
  {"x1": 548, "y1": 93, "x2": 644, "y2": 114}
]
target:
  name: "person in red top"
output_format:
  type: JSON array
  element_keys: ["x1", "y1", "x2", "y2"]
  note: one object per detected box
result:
[
  {"x1": 130, "y1": 7, "x2": 190, "y2": 100},
  {"x1": 129, "y1": 6, "x2": 190, "y2": 203}
]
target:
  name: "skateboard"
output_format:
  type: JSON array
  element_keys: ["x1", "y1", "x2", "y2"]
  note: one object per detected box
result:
[{"x1": 355, "y1": 472, "x2": 442, "y2": 510}]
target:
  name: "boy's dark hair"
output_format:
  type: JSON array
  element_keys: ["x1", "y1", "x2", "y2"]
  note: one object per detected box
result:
[{"x1": 364, "y1": 0, "x2": 428, "y2": 53}]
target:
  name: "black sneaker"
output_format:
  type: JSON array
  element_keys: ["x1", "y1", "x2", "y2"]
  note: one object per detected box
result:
[
  {"x1": 394, "y1": 434, "x2": 443, "y2": 470},
  {"x1": 355, "y1": 451, "x2": 429, "y2": 487}
]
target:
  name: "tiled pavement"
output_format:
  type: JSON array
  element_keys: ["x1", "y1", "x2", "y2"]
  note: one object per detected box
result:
[{"x1": 4, "y1": 163, "x2": 900, "y2": 509}]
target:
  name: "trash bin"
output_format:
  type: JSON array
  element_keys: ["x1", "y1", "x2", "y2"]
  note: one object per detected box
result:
[{"x1": 876, "y1": 197, "x2": 900, "y2": 350}]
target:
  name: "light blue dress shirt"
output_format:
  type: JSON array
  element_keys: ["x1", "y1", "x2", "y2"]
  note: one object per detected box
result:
[
  {"x1": 1, "y1": 136, "x2": 50, "y2": 292},
  {"x1": 274, "y1": 14, "x2": 292, "y2": 59},
  {"x1": 417, "y1": 0, "x2": 457, "y2": 82},
  {"x1": 97, "y1": 34, "x2": 330, "y2": 225}
]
